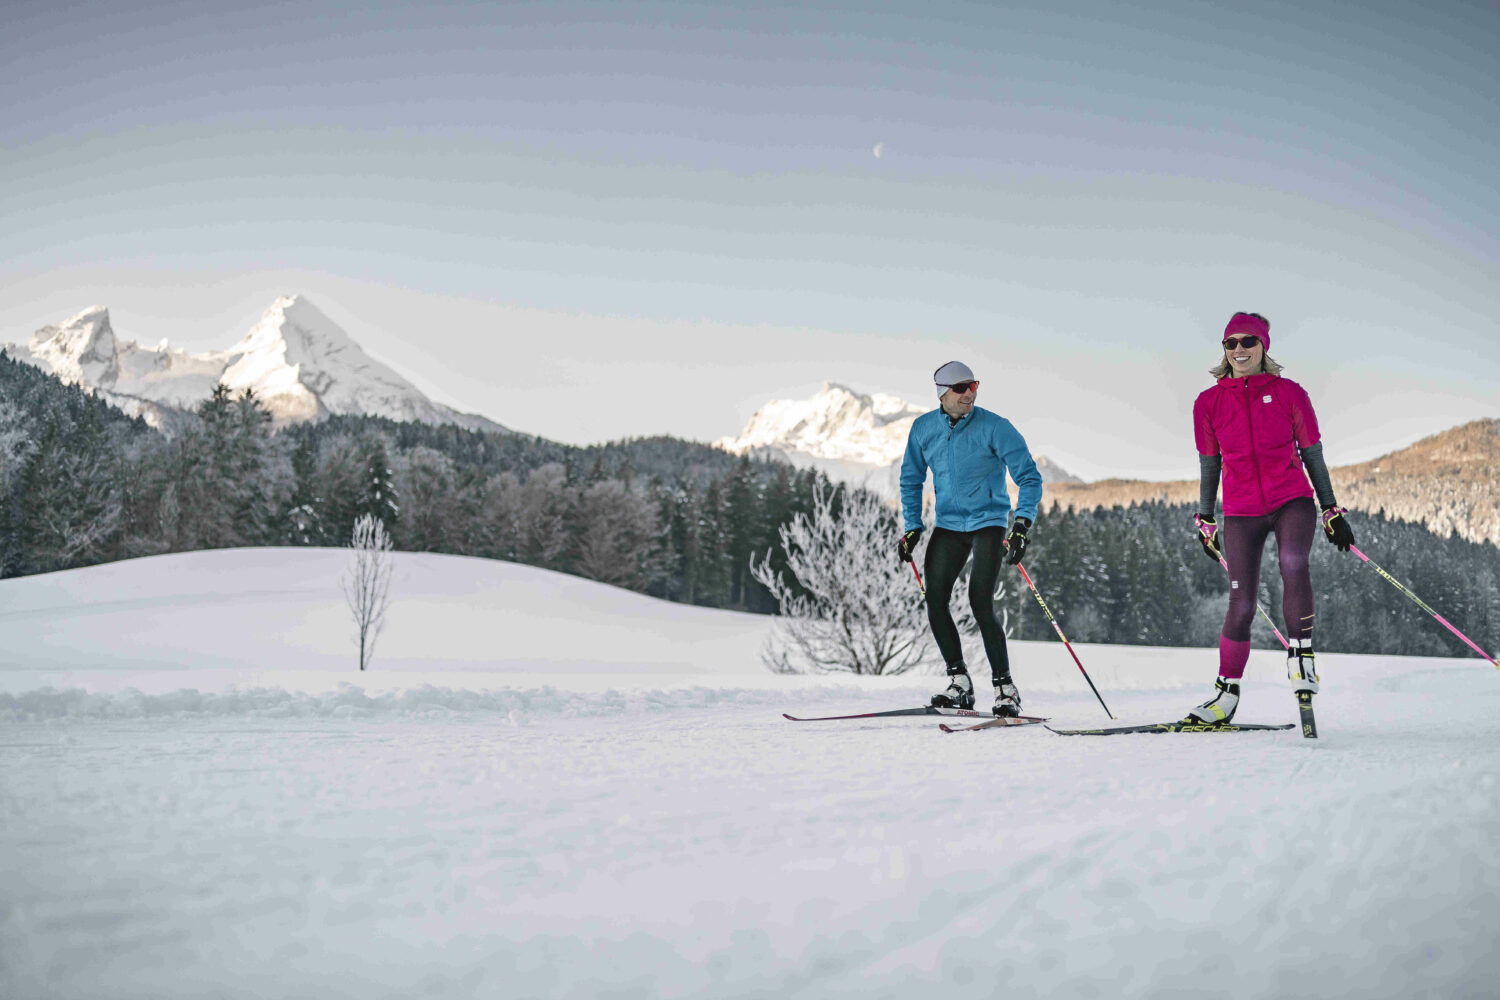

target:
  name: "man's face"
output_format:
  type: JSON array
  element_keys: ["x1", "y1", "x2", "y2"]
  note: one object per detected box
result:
[{"x1": 942, "y1": 379, "x2": 978, "y2": 415}]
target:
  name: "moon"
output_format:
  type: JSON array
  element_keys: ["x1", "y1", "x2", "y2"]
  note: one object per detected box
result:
[{"x1": 873, "y1": 142, "x2": 884, "y2": 159}]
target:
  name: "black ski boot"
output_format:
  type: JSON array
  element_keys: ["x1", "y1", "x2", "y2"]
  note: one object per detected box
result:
[
  {"x1": 993, "y1": 675, "x2": 1022, "y2": 717},
  {"x1": 931, "y1": 663, "x2": 975, "y2": 710},
  {"x1": 1183, "y1": 677, "x2": 1240, "y2": 725}
]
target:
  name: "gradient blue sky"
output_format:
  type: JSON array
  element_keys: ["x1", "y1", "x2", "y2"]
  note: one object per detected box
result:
[{"x1": 3, "y1": 0, "x2": 1497, "y2": 479}]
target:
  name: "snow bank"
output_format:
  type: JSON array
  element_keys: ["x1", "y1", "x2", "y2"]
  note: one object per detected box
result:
[
  {"x1": 0, "y1": 547, "x2": 776, "y2": 674},
  {"x1": 0, "y1": 681, "x2": 821, "y2": 722}
]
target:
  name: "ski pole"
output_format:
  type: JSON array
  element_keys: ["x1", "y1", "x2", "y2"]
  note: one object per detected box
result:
[
  {"x1": 1014, "y1": 563, "x2": 1114, "y2": 719},
  {"x1": 908, "y1": 560, "x2": 926, "y2": 598},
  {"x1": 1348, "y1": 545, "x2": 1498, "y2": 668}
]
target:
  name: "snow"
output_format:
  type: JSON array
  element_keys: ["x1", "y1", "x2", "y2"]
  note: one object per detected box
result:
[{"x1": 2, "y1": 549, "x2": 1497, "y2": 999}]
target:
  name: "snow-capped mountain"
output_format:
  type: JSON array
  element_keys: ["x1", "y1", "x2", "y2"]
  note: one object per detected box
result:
[
  {"x1": 716, "y1": 382, "x2": 1080, "y2": 496},
  {"x1": 4, "y1": 296, "x2": 508, "y2": 433}
]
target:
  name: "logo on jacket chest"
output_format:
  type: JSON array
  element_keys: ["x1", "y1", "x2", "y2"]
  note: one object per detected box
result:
[{"x1": 1262, "y1": 395, "x2": 1273, "y2": 404}]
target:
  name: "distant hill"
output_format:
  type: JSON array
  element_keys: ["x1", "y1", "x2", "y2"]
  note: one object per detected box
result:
[{"x1": 1044, "y1": 419, "x2": 1500, "y2": 546}]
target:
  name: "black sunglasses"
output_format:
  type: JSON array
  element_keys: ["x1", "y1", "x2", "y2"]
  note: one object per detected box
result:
[
  {"x1": 942, "y1": 380, "x2": 979, "y2": 394},
  {"x1": 1222, "y1": 336, "x2": 1261, "y2": 350}
]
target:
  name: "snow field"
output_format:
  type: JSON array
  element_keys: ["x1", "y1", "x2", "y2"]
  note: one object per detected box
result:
[{"x1": 2, "y1": 550, "x2": 1497, "y2": 998}]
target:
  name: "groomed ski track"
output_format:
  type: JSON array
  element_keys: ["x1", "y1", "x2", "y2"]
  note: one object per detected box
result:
[{"x1": 2, "y1": 549, "x2": 1497, "y2": 999}]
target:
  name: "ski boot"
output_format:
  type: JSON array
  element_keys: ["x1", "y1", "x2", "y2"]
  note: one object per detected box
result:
[
  {"x1": 1288, "y1": 638, "x2": 1319, "y2": 738},
  {"x1": 931, "y1": 663, "x2": 975, "y2": 710},
  {"x1": 993, "y1": 675, "x2": 1022, "y2": 717},
  {"x1": 1287, "y1": 639, "x2": 1319, "y2": 694},
  {"x1": 1183, "y1": 677, "x2": 1240, "y2": 725}
]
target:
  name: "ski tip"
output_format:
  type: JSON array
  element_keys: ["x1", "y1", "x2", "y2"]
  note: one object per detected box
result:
[{"x1": 938, "y1": 724, "x2": 957, "y2": 733}]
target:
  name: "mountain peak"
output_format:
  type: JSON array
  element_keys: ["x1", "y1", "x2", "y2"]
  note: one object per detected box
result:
[
  {"x1": 718, "y1": 382, "x2": 1079, "y2": 495},
  {"x1": 26, "y1": 305, "x2": 119, "y2": 386}
]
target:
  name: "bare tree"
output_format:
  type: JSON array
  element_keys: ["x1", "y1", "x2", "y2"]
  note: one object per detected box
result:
[
  {"x1": 341, "y1": 514, "x2": 394, "y2": 671},
  {"x1": 750, "y1": 482, "x2": 933, "y2": 675}
]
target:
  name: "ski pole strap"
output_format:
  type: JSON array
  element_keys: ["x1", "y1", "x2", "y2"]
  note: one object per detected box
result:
[{"x1": 1349, "y1": 545, "x2": 1499, "y2": 667}]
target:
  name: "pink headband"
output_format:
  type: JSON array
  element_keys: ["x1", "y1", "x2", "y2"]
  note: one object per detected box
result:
[{"x1": 1223, "y1": 313, "x2": 1269, "y2": 351}]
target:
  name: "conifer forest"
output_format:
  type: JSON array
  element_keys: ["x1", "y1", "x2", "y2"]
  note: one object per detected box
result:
[{"x1": 3, "y1": 349, "x2": 1496, "y2": 659}]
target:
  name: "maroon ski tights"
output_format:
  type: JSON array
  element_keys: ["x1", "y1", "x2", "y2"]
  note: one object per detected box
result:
[{"x1": 1218, "y1": 497, "x2": 1317, "y2": 679}]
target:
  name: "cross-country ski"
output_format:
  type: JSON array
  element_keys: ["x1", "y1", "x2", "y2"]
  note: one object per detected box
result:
[
  {"x1": 782, "y1": 706, "x2": 995, "y2": 722},
  {"x1": 1047, "y1": 721, "x2": 1297, "y2": 736},
  {"x1": 938, "y1": 715, "x2": 1049, "y2": 732}
]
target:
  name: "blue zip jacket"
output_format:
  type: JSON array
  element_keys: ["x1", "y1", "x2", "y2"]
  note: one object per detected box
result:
[{"x1": 900, "y1": 406, "x2": 1043, "y2": 532}]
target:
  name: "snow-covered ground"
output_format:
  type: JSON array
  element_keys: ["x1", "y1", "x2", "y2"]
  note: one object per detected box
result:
[{"x1": 2, "y1": 550, "x2": 1496, "y2": 999}]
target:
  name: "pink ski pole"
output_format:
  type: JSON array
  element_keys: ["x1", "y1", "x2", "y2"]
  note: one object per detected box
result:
[{"x1": 1349, "y1": 545, "x2": 1498, "y2": 668}]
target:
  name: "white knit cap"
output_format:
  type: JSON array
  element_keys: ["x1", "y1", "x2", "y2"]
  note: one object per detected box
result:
[{"x1": 933, "y1": 360, "x2": 976, "y2": 397}]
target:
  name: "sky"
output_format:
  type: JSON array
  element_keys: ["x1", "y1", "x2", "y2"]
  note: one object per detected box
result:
[{"x1": 2, "y1": 0, "x2": 1497, "y2": 480}]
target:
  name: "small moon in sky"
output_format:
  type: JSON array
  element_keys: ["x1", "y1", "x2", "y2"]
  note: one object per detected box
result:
[{"x1": 873, "y1": 142, "x2": 884, "y2": 159}]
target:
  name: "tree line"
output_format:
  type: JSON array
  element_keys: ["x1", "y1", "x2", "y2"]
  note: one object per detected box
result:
[
  {"x1": 3, "y1": 349, "x2": 1496, "y2": 659},
  {"x1": 0, "y1": 351, "x2": 823, "y2": 614}
]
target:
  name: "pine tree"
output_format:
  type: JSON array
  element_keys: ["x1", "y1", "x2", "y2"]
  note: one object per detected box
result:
[
  {"x1": 353, "y1": 437, "x2": 400, "y2": 532},
  {"x1": 5, "y1": 408, "x2": 122, "y2": 575},
  {"x1": 284, "y1": 432, "x2": 324, "y2": 545}
]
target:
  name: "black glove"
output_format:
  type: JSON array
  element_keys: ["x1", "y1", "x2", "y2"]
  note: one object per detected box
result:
[
  {"x1": 1193, "y1": 513, "x2": 1223, "y2": 564},
  {"x1": 898, "y1": 528, "x2": 923, "y2": 563},
  {"x1": 1004, "y1": 517, "x2": 1031, "y2": 566},
  {"x1": 1321, "y1": 505, "x2": 1354, "y2": 552}
]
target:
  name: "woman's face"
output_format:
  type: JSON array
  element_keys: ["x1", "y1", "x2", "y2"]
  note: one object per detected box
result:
[{"x1": 1223, "y1": 334, "x2": 1264, "y2": 377}]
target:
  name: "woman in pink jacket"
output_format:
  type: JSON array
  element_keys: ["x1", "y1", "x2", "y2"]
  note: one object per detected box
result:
[{"x1": 1186, "y1": 312, "x2": 1355, "y2": 724}]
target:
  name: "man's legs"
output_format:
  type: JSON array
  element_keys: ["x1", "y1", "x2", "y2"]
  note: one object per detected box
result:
[
  {"x1": 923, "y1": 527, "x2": 973, "y2": 669},
  {"x1": 925, "y1": 527, "x2": 976, "y2": 708},
  {"x1": 966, "y1": 526, "x2": 1013, "y2": 685}
]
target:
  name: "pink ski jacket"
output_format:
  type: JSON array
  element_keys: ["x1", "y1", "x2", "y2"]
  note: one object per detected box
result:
[{"x1": 1193, "y1": 372, "x2": 1320, "y2": 517}]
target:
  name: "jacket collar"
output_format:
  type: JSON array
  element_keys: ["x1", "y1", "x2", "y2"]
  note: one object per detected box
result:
[
  {"x1": 938, "y1": 405, "x2": 976, "y2": 429},
  {"x1": 1217, "y1": 371, "x2": 1279, "y2": 388}
]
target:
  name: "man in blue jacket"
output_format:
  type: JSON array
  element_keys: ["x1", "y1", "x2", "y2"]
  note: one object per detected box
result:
[{"x1": 898, "y1": 361, "x2": 1043, "y2": 716}]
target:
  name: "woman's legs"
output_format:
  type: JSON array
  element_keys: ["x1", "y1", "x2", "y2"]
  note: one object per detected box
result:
[
  {"x1": 1273, "y1": 498, "x2": 1318, "y2": 641},
  {"x1": 1218, "y1": 512, "x2": 1274, "y2": 679}
]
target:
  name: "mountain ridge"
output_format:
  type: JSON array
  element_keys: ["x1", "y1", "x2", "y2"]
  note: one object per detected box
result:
[
  {"x1": 1044, "y1": 418, "x2": 1500, "y2": 546},
  {"x1": 4, "y1": 296, "x2": 508, "y2": 434}
]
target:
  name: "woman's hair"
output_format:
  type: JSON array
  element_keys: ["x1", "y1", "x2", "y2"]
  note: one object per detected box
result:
[{"x1": 1209, "y1": 312, "x2": 1282, "y2": 378}]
